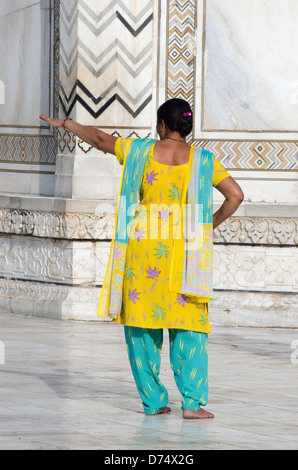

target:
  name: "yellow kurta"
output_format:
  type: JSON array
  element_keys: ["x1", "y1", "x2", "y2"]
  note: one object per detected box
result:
[{"x1": 113, "y1": 139, "x2": 230, "y2": 333}]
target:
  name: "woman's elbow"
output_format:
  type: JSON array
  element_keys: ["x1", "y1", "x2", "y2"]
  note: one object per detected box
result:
[
  {"x1": 228, "y1": 186, "x2": 244, "y2": 206},
  {"x1": 216, "y1": 177, "x2": 244, "y2": 207},
  {"x1": 235, "y1": 188, "x2": 245, "y2": 205}
]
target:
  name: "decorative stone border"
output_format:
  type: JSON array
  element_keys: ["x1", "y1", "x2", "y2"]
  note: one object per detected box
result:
[
  {"x1": 0, "y1": 208, "x2": 114, "y2": 240},
  {"x1": 0, "y1": 207, "x2": 296, "y2": 245},
  {"x1": 215, "y1": 217, "x2": 298, "y2": 246}
]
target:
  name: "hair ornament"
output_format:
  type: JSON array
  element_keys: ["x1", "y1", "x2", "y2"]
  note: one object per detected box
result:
[{"x1": 182, "y1": 112, "x2": 192, "y2": 116}]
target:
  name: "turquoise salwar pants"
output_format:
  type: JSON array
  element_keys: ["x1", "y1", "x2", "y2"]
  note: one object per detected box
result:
[{"x1": 124, "y1": 326, "x2": 208, "y2": 415}]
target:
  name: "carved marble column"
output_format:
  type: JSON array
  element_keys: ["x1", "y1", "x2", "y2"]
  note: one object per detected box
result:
[{"x1": 55, "y1": 0, "x2": 155, "y2": 200}]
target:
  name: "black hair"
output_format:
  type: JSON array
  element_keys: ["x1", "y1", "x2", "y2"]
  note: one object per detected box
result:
[{"x1": 157, "y1": 98, "x2": 193, "y2": 138}]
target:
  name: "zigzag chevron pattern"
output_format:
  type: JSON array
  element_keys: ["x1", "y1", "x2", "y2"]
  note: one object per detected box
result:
[
  {"x1": 196, "y1": 140, "x2": 298, "y2": 170},
  {"x1": 59, "y1": 0, "x2": 154, "y2": 121},
  {"x1": 167, "y1": 0, "x2": 196, "y2": 105},
  {"x1": 59, "y1": 80, "x2": 152, "y2": 119}
]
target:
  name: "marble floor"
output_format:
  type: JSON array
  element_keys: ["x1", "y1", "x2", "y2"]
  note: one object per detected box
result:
[{"x1": 0, "y1": 312, "x2": 297, "y2": 450}]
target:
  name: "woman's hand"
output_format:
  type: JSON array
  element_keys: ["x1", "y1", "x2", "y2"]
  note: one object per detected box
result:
[
  {"x1": 39, "y1": 114, "x2": 117, "y2": 155},
  {"x1": 40, "y1": 114, "x2": 65, "y2": 128}
]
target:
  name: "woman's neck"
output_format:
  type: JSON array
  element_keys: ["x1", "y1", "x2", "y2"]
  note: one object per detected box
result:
[{"x1": 162, "y1": 133, "x2": 186, "y2": 143}]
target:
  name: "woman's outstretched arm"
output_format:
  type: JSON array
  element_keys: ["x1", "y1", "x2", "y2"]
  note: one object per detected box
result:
[
  {"x1": 40, "y1": 115, "x2": 117, "y2": 155},
  {"x1": 213, "y1": 177, "x2": 244, "y2": 229}
]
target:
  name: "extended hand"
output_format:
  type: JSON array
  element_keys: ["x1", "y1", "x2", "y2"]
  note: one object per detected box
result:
[
  {"x1": 39, "y1": 114, "x2": 118, "y2": 154},
  {"x1": 40, "y1": 114, "x2": 64, "y2": 128}
]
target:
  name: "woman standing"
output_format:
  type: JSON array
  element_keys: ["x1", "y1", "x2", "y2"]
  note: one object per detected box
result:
[{"x1": 40, "y1": 98, "x2": 243, "y2": 419}]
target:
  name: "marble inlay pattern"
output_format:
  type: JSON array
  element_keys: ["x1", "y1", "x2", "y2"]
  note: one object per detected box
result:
[
  {"x1": 0, "y1": 135, "x2": 57, "y2": 164},
  {"x1": 197, "y1": 140, "x2": 298, "y2": 171},
  {"x1": 167, "y1": 0, "x2": 196, "y2": 106},
  {"x1": 57, "y1": 128, "x2": 152, "y2": 155}
]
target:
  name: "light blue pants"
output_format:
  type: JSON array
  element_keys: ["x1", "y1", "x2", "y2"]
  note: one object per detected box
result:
[{"x1": 124, "y1": 326, "x2": 208, "y2": 415}]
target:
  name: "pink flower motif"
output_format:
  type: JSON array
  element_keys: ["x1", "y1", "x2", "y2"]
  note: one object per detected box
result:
[
  {"x1": 134, "y1": 227, "x2": 146, "y2": 242},
  {"x1": 158, "y1": 207, "x2": 173, "y2": 220},
  {"x1": 146, "y1": 170, "x2": 159, "y2": 185},
  {"x1": 176, "y1": 293, "x2": 189, "y2": 307},
  {"x1": 146, "y1": 266, "x2": 161, "y2": 280},
  {"x1": 129, "y1": 288, "x2": 141, "y2": 304},
  {"x1": 114, "y1": 246, "x2": 122, "y2": 261}
]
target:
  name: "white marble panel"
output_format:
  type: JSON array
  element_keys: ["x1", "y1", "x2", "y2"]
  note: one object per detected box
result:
[
  {"x1": 230, "y1": 179, "x2": 298, "y2": 205},
  {"x1": 54, "y1": 153, "x2": 118, "y2": 199},
  {"x1": 213, "y1": 169, "x2": 298, "y2": 205},
  {"x1": 211, "y1": 290, "x2": 298, "y2": 328},
  {"x1": 2, "y1": 279, "x2": 102, "y2": 321},
  {"x1": 201, "y1": 0, "x2": 298, "y2": 133},
  {"x1": 0, "y1": 0, "x2": 52, "y2": 129},
  {"x1": 0, "y1": 168, "x2": 55, "y2": 197}
]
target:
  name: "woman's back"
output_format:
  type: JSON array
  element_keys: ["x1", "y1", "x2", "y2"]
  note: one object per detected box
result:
[{"x1": 153, "y1": 140, "x2": 191, "y2": 166}]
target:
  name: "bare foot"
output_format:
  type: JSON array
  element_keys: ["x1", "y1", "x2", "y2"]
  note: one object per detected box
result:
[
  {"x1": 153, "y1": 406, "x2": 171, "y2": 415},
  {"x1": 183, "y1": 409, "x2": 214, "y2": 419}
]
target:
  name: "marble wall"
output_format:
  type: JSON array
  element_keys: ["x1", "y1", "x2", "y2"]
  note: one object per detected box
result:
[
  {"x1": 0, "y1": 0, "x2": 59, "y2": 195},
  {"x1": 202, "y1": 0, "x2": 298, "y2": 133},
  {"x1": 0, "y1": 0, "x2": 297, "y2": 327},
  {"x1": 0, "y1": 0, "x2": 50, "y2": 128}
]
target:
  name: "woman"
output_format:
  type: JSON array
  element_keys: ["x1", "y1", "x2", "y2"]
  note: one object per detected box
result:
[{"x1": 40, "y1": 99, "x2": 244, "y2": 419}]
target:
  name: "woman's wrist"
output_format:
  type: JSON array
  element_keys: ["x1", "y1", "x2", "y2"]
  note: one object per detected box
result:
[{"x1": 62, "y1": 118, "x2": 72, "y2": 132}]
